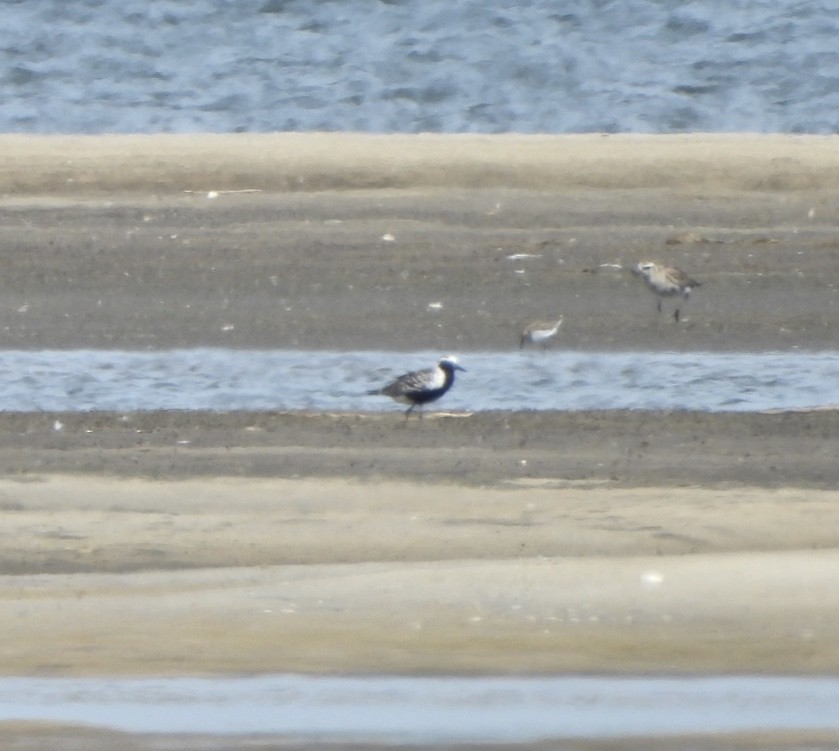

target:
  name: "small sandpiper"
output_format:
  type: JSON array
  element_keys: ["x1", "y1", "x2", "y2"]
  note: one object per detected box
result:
[
  {"x1": 367, "y1": 355, "x2": 466, "y2": 419},
  {"x1": 520, "y1": 316, "x2": 564, "y2": 349},
  {"x1": 632, "y1": 260, "x2": 701, "y2": 322}
]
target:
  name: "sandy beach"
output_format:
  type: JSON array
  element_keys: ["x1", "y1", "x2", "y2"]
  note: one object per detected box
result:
[{"x1": 1, "y1": 133, "x2": 839, "y2": 748}]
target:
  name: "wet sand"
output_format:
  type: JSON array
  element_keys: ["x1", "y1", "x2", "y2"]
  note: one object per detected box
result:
[
  {"x1": 2, "y1": 133, "x2": 839, "y2": 352},
  {"x1": 1, "y1": 133, "x2": 839, "y2": 748}
]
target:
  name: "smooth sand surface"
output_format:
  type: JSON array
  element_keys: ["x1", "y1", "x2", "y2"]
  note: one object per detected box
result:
[
  {"x1": 1, "y1": 133, "x2": 839, "y2": 748},
  {"x1": 3, "y1": 132, "x2": 839, "y2": 193},
  {"x1": 2, "y1": 472, "x2": 839, "y2": 678}
]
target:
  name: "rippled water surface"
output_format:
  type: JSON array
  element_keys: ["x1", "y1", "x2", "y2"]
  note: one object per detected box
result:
[
  {"x1": 1, "y1": 674, "x2": 838, "y2": 740},
  {"x1": 0, "y1": 349, "x2": 837, "y2": 413},
  {"x1": 2, "y1": 1, "x2": 838, "y2": 134}
]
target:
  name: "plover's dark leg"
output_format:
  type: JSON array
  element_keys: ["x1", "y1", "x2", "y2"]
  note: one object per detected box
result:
[
  {"x1": 656, "y1": 299, "x2": 662, "y2": 314},
  {"x1": 674, "y1": 292, "x2": 689, "y2": 322}
]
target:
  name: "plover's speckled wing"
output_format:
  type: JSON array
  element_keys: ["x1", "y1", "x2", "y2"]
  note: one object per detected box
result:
[
  {"x1": 636, "y1": 261, "x2": 699, "y2": 295},
  {"x1": 382, "y1": 365, "x2": 442, "y2": 398},
  {"x1": 668, "y1": 265, "x2": 700, "y2": 290},
  {"x1": 633, "y1": 260, "x2": 700, "y2": 321}
]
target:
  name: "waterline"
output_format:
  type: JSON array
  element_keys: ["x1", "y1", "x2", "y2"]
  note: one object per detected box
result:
[
  {"x1": 0, "y1": 675, "x2": 837, "y2": 740},
  {"x1": 0, "y1": 348, "x2": 837, "y2": 413}
]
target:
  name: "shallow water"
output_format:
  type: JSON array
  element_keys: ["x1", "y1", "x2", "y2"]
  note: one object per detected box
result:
[
  {"x1": 0, "y1": 675, "x2": 837, "y2": 740},
  {"x1": 0, "y1": 349, "x2": 837, "y2": 414},
  {"x1": 2, "y1": 1, "x2": 837, "y2": 134}
]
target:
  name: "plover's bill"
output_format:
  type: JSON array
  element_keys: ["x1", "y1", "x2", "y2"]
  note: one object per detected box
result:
[
  {"x1": 520, "y1": 316, "x2": 564, "y2": 349},
  {"x1": 367, "y1": 355, "x2": 466, "y2": 419},
  {"x1": 632, "y1": 260, "x2": 701, "y2": 322}
]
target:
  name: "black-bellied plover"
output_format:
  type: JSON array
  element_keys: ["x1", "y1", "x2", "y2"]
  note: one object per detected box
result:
[
  {"x1": 367, "y1": 356, "x2": 465, "y2": 419},
  {"x1": 520, "y1": 316, "x2": 563, "y2": 349},
  {"x1": 632, "y1": 260, "x2": 701, "y2": 322}
]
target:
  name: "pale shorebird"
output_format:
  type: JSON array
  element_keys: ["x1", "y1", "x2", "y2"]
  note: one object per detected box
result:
[
  {"x1": 632, "y1": 261, "x2": 701, "y2": 322},
  {"x1": 520, "y1": 316, "x2": 564, "y2": 349},
  {"x1": 367, "y1": 356, "x2": 466, "y2": 419}
]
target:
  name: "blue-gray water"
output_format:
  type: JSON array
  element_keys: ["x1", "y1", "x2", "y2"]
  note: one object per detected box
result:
[
  {"x1": 1, "y1": 349, "x2": 837, "y2": 413},
  {"x1": 1, "y1": 674, "x2": 837, "y2": 740},
  {"x1": 2, "y1": 1, "x2": 838, "y2": 134}
]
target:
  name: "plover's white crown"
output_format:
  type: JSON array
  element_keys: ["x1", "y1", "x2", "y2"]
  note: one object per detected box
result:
[{"x1": 439, "y1": 354, "x2": 466, "y2": 370}]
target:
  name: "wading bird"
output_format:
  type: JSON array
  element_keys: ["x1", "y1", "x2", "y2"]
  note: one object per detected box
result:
[
  {"x1": 520, "y1": 316, "x2": 564, "y2": 349},
  {"x1": 368, "y1": 355, "x2": 466, "y2": 419},
  {"x1": 632, "y1": 261, "x2": 701, "y2": 322}
]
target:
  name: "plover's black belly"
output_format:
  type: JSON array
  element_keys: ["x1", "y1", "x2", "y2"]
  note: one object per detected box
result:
[{"x1": 406, "y1": 386, "x2": 447, "y2": 405}]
